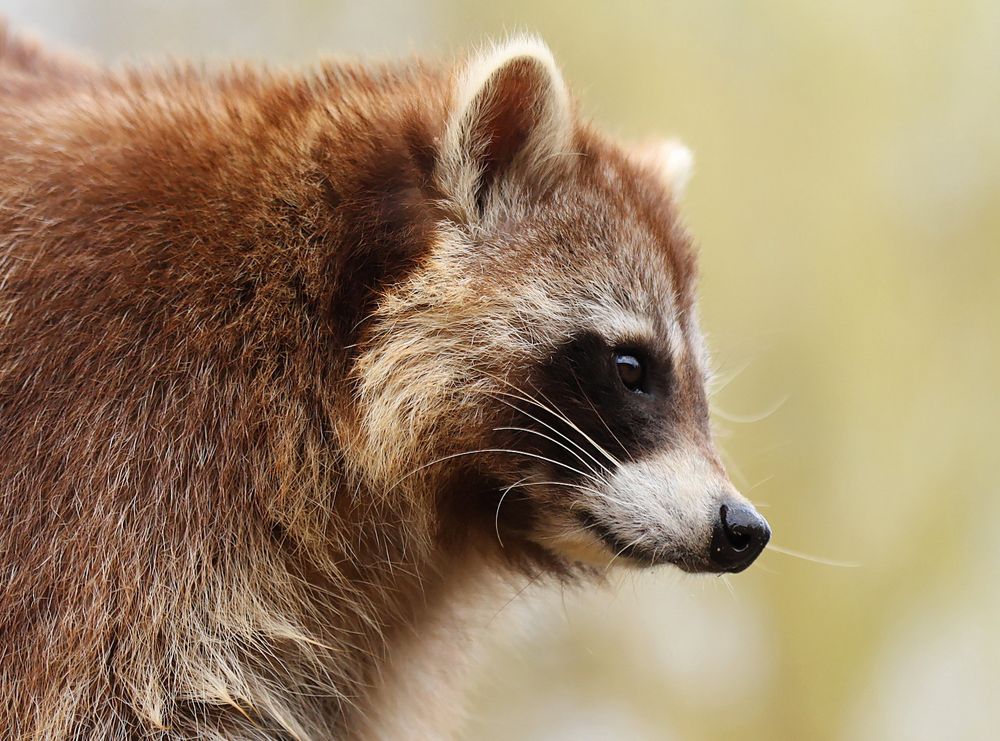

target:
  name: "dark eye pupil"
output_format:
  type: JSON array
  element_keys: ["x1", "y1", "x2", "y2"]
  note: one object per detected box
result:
[{"x1": 615, "y1": 354, "x2": 644, "y2": 390}]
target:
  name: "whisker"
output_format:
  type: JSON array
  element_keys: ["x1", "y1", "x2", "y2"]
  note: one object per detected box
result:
[
  {"x1": 504, "y1": 479, "x2": 631, "y2": 509},
  {"x1": 502, "y1": 479, "x2": 603, "y2": 495},
  {"x1": 712, "y1": 395, "x2": 789, "y2": 424},
  {"x1": 745, "y1": 474, "x2": 776, "y2": 493},
  {"x1": 493, "y1": 425, "x2": 603, "y2": 478},
  {"x1": 605, "y1": 535, "x2": 645, "y2": 573},
  {"x1": 526, "y1": 378, "x2": 625, "y2": 469},
  {"x1": 484, "y1": 373, "x2": 622, "y2": 470},
  {"x1": 490, "y1": 394, "x2": 612, "y2": 477},
  {"x1": 495, "y1": 475, "x2": 533, "y2": 549},
  {"x1": 392, "y1": 448, "x2": 604, "y2": 488},
  {"x1": 566, "y1": 373, "x2": 633, "y2": 463},
  {"x1": 532, "y1": 507, "x2": 606, "y2": 543},
  {"x1": 486, "y1": 571, "x2": 544, "y2": 627},
  {"x1": 707, "y1": 358, "x2": 752, "y2": 398},
  {"x1": 767, "y1": 543, "x2": 861, "y2": 568},
  {"x1": 718, "y1": 574, "x2": 739, "y2": 602}
]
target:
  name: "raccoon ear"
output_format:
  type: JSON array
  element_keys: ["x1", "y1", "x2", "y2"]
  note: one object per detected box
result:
[
  {"x1": 630, "y1": 139, "x2": 694, "y2": 200},
  {"x1": 439, "y1": 37, "x2": 572, "y2": 218}
]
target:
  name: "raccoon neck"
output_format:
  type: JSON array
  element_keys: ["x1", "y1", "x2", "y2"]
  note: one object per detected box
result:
[{"x1": 194, "y1": 476, "x2": 520, "y2": 739}]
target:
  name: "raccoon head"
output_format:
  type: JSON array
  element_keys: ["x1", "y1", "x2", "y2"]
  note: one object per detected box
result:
[{"x1": 352, "y1": 38, "x2": 769, "y2": 575}]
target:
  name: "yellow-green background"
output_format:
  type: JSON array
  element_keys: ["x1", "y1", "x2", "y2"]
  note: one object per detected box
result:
[{"x1": 6, "y1": 1, "x2": 997, "y2": 739}]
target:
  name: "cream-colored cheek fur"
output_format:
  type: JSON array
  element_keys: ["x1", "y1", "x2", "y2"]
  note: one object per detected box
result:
[
  {"x1": 347, "y1": 233, "x2": 689, "y2": 505},
  {"x1": 347, "y1": 228, "x2": 574, "y2": 497}
]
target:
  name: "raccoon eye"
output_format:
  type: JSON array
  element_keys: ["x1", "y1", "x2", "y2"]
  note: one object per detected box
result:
[{"x1": 614, "y1": 353, "x2": 645, "y2": 392}]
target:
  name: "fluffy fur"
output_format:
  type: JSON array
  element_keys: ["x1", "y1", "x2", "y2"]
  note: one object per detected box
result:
[{"x1": 0, "y1": 22, "x2": 762, "y2": 739}]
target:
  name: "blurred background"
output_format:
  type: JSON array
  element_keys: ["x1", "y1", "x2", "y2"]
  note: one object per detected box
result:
[{"x1": 4, "y1": 1, "x2": 997, "y2": 739}]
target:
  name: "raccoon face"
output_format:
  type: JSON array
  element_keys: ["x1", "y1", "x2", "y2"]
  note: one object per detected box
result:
[{"x1": 354, "y1": 38, "x2": 769, "y2": 574}]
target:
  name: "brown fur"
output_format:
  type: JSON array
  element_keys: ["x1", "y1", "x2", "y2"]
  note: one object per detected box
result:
[{"x1": 0, "y1": 22, "x2": 716, "y2": 739}]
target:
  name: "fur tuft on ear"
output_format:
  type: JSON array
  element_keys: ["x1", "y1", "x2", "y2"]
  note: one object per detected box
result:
[
  {"x1": 439, "y1": 36, "x2": 573, "y2": 220},
  {"x1": 630, "y1": 139, "x2": 694, "y2": 200}
]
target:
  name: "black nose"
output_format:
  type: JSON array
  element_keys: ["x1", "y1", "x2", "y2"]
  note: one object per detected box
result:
[{"x1": 709, "y1": 502, "x2": 771, "y2": 573}]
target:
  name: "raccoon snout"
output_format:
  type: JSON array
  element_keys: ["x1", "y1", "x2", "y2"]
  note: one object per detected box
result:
[{"x1": 708, "y1": 502, "x2": 771, "y2": 573}]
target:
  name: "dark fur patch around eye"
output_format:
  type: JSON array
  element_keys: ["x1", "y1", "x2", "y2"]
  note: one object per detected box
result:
[{"x1": 520, "y1": 330, "x2": 679, "y2": 474}]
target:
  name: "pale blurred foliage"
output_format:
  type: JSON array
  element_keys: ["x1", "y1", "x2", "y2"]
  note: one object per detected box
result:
[{"x1": 5, "y1": 1, "x2": 998, "y2": 739}]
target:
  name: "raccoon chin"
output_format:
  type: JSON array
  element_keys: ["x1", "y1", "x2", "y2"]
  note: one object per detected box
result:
[
  {"x1": 532, "y1": 510, "x2": 700, "y2": 573},
  {"x1": 574, "y1": 510, "x2": 674, "y2": 567}
]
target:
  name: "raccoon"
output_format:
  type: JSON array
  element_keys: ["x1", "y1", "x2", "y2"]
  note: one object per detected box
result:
[{"x1": 0, "y1": 22, "x2": 770, "y2": 740}]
